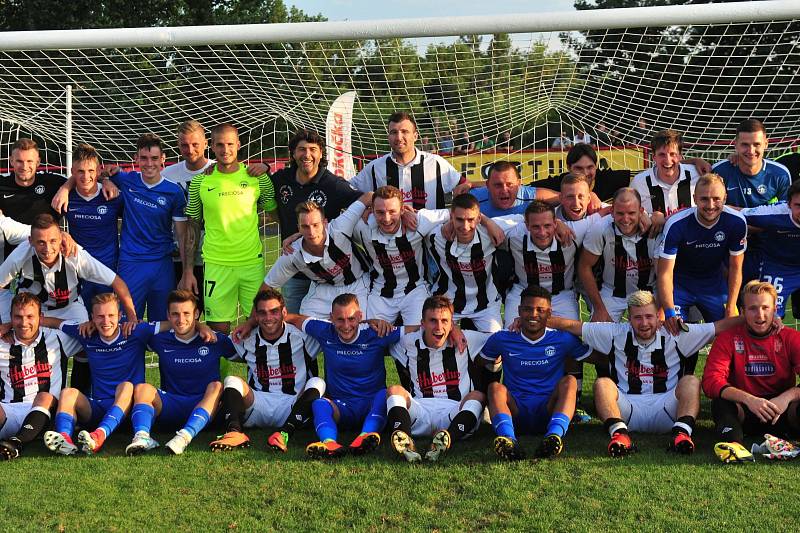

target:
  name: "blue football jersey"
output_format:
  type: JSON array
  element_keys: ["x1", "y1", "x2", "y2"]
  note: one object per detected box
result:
[
  {"x1": 149, "y1": 331, "x2": 237, "y2": 396},
  {"x1": 66, "y1": 189, "x2": 124, "y2": 269},
  {"x1": 472, "y1": 185, "x2": 538, "y2": 217},
  {"x1": 60, "y1": 321, "x2": 156, "y2": 400},
  {"x1": 660, "y1": 206, "x2": 747, "y2": 281},
  {"x1": 481, "y1": 329, "x2": 590, "y2": 398},
  {"x1": 112, "y1": 171, "x2": 187, "y2": 261},
  {"x1": 712, "y1": 159, "x2": 790, "y2": 208},
  {"x1": 302, "y1": 318, "x2": 400, "y2": 400},
  {"x1": 742, "y1": 203, "x2": 800, "y2": 267}
]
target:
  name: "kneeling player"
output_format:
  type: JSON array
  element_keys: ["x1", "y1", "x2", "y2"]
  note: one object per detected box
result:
[
  {"x1": 126, "y1": 290, "x2": 234, "y2": 455},
  {"x1": 386, "y1": 295, "x2": 488, "y2": 463},
  {"x1": 210, "y1": 288, "x2": 325, "y2": 452},
  {"x1": 482, "y1": 286, "x2": 592, "y2": 460},
  {"x1": 702, "y1": 281, "x2": 800, "y2": 463}
]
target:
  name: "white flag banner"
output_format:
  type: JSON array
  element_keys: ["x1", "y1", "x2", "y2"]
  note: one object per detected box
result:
[{"x1": 325, "y1": 91, "x2": 357, "y2": 180}]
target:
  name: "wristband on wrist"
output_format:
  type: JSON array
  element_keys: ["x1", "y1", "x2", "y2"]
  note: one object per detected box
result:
[{"x1": 664, "y1": 308, "x2": 677, "y2": 319}]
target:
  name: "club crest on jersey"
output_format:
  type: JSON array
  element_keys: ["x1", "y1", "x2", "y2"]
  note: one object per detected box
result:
[
  {"x1": 198, "y1": 346, "x2": 210, "y2": 356},
  {"x1": 97, "y1": 205, "x2": 108, "y2": 215},
  {"x1": 240, "y1": 181, "x2": 249, "y2": 189},
  {"x1": 714, "y1": 231, "x2": 725, "y2": 242},
  {"x1": 734, "y1": 337, "x2": 745, "y2": 353},
  {"x1": 757, "y1": 184, "x2": 767, "y2": 195},
  {"x1": 157, "y1": 196, "x2": 167, "y2": 206},
  {"x1": 35, "y1": 185, "x2": 45, "y2": 194},
  {"x1": 308, "y1": 190, "x2": 328, "y2": 207},
  {"x1": 279, "y1": 185, "x2": 293, "y2": 203},
  {"x1": 545, "y1": 346, "x2": 556, "y2": 357}
]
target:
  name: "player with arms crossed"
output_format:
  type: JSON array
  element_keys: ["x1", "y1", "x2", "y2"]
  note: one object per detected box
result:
[
  {"x1": 210, "y1": 288, "x2": 324, "y2": 453},
  {"x1": 702, "y1": 280, "x2": 800, "y2": 463},
  {"x1": 386, "y1": 295, "x2": 488, "y2": 463}
]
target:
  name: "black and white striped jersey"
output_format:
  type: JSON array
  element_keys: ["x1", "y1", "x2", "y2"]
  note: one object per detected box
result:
[
  {"x1": 352, "y1": 150, "x2": 462, "y2": 210},
  {"x1": 581, "y1": 322, "x2": 716, "y2": 394},
  {"x1": 0, "y1": 327, "x2": 82, "y2": 402},
  {"x1": 582, "y1": 215, "x2": 660, "y2": 297},
  {"x1": 354, "y1": 209, "x2": 449, "y2": 298},
  {"x1": 234, "y1": 323, "x2": 321, "y2": 395},
  {"x1": 0, "y1": 243, "x2": 116, "y2": 311},
  {"x1": 631, "y1": 164, "x2": 698, "y2": 216},
  {"x1": 264, "y1": 201, "x2": 369, "y2": 287},
  {"x1": 390, "y1": 329, "x2": 489, "y2": 400},
  {"x1": 428, "y1": 225, "x2": 498, "y2": 314}
]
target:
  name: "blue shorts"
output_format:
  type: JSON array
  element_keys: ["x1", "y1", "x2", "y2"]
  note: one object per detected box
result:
[
  {"x1": 510, "y1": 392, "x2": 551, "y2": 435},
  {"x1": 155, "y1": 390, "x2": 203, "y2": 430},
  {"x1": 87, "y1": 397, "x2": 116, "y2": 427},
  {"x1": 673, "y1": 276, "x2": 727, "y2": 322},
  {"x1": 118, "y1": 256, "x2": 174, "y2": 321},
  {"x1": 758, "y1": 261, "x2": 800, "y2": 318},
  {"x1": 333, "y1": 389, "x2": 386, "y2": 430}
]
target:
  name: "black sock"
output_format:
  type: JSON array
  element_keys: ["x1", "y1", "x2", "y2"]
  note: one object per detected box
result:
[
  {"x1": 386, "y1": 406, "x2": 411, "y2": 435},
  {"x1": 220, "y1": 388, "x2": 246, "y2": 433},
  {"x1": 447, "y1": 410, "x2": 478, "y2": 441},
  {"x1": 712, "y1": 398, "x2": 743, "y2": 444},
  {"x1": 672, "y1": 415, "x2": 696, "y2": 438},
  {"x1": 15, "y1": 408, "x2": 51, "y2": 446},
  {"x1": 70, "y1": 358, "x2": 91, "y2": 396},
  {"x1": 280, "y1": 387, "x2": 321, "y2": 434},
  {"x1": 603, "y1": 417, "x2": 628, "y2": 436}
]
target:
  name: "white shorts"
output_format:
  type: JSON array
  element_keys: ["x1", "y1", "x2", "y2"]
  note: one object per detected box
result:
[
  {"x1": 455, "y1": 300, "x2": 502, "y2": 333},
  {"x1": 504, "y1": 286, "x2": 579, "y2": 327},
  {"x1": 599, "y1": 287, "x2": 628, "y2": 322},
  {"x1": 0, "y1": 289, "x2": 12, "y2": 323},
  {"x1": 368, "y1": 284, "x2": 429, "y2": 324},
  {"x1": 409, "y1": 397, "x2": 462, "y2": 437},
  {"x1": 242, "y1": 390, "x2": 296, "y2": 429},
  {"x1": 44, "y1": 301, "x2": 89, "y2": 323},
  {"x1": 300, "y1": 275, "x2": 369, "y2": 320},
  {"x1": 0, "y1": 402, "x2": 33, "y2": 439},
  {"x1": 618, "y1": 390, "x2": 678, "y2": 434}
]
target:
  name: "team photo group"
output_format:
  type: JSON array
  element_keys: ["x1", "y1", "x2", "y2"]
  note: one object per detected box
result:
[{"x1": 0, "y1": 111, "x2": 799, "y2": 465}]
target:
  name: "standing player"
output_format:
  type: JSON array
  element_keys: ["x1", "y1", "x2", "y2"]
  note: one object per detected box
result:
[
  {"x1": 270, "y1": 129, "x2": 362, "y2": 312},
  {"x1": 42, "y1": 293, "x2": 158, "y2": 455},
  {"x1": 702, "y1": 281, "x2": 800, "y2": 462},
  {"x1": 578, "y1": 188, "x2": 660, "y2": 322},
  {"x1": 284, "y1": 294, "x2": 400, "y2": 458},
  {"x1": 183, "y1": 124, "x2": 276, "y2": 333},
  {"x1": 386, "y1": 295, "x2": 489, "y2": 463},
  {"x1": 210, "y1": 288, "x2": 324, "y2": 453},
  {"x1": 657, "y1": 174, "x2": 748, "y2": 335},
  {"x1": 1, "y1": 138, "x2": 66, "y2": 224},
  {"x1": 631, "y1": 129, "x2": 699, "y2": 216},
  {"x1": 352, "y1": 112, "x2": 465, "y2": 211},
  {"x1": 481, "y1": 286, "x2": 592, "y2": 460},
  {"x1": 125, "y1": 290, "x2": 235, "y2": 455},
  {"x1": 64, "y1": 144, "x2": 124, "y2": 315},
  {"x1": 0, "y1": 293, "x2": 83, "y2": 460}
]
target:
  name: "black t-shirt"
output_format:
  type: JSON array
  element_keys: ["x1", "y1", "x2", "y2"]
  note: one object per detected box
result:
[
  {"x1": 270, "y1": 166, "x2": 362, "y2": 241},
  {"x1": 775, "y1": 152, "x2": 800, "y2": 182},
  {"x1": 533, "y1": 168, "x2": 632, "y2": 202},
  {"x1": 0, "y1": 171, "x2": 65, "y2": 224}
]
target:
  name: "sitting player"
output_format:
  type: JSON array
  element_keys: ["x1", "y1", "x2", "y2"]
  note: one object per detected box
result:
[
  {"x1": 125, "y1": 290, "x2": 235, "y2": 455},
  {"x1": 481, "y1": 286, "x2": 592, "y2": 460},
  {"x1": 702, "y1": 280, "x2": 800, "y2": 463},
  {"x1": 209, "y1": 288, "x2": 325, "y2": 452},
  {"x1": 386, "y1": 295, "x2": 489, "y2": 463}
]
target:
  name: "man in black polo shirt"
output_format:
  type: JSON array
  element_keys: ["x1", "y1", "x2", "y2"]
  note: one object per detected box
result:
[
  {"x1": 0, "y1": 139, "x2": 65, "y2": 226},
  {"x1": 270, "y1": 129, "x2": 362, "y2": 312}
]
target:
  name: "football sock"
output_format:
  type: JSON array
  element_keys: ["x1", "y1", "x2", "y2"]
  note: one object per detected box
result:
[
  {"x1": 712, "y1": 398, "x2": 743, "y2": 444},
  {"x1": 131, "y1": 403, "x2": 155, "y2": 435},
  {"x1": 280, "y1": 387, "x2": 321, "y2": 435},
  {"x1": 311, "y1": 399, "x2": 337, "y2": 442},
  {"x1": 360, "y1": 390, "x2": 388, "y2": 435},
  {"x1": 70, "y1": 357, "x2": 92, "y2": 396},
  {"x1": 220, "y1": 387, "x2": 246, "y2": 433},
  {"x1": 182, "y1": 407, "x2": 211, "y2": 439},
  {"x1": 491, "y1": 413, "x2": 516, "y2": 440},
  {"x1": 604, "y1": 417, "x2": 628, "y2": 437},
  {"x1": 16, "y1": 407, "x2": 51, "y2": 445},
  {"x1": 54, "y1": 412, "x2": 75, "y2": 436},
  {"x1": 672, "y1": 415, "x2": 695, "y2": 437},
  {"x1": 98, "y1": 406, "x2": 125, "y2": 437},
  {"x1": 386, "y1": 394, "x2": 411, "y2": 434},
  {"x1": 545, "y1": 412, "x2": 571, "y2": 438},
  {"x1": 448, "y1": 410, "x2": 478, "y2": 441}
]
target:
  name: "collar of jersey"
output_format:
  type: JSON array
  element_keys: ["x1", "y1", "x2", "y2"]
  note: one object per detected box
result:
[
  {"x1": 692, "y1": 207, "x2": 723, "y2": 229},
  {"x1": 612, "y1": 221, "x2": 642, "y2": 241},
  {"x1": 525, "y1": 235, "x2": 558, "y2": 253},
  {"x1": 13, "y1": 329, "x2": 44, "y2": 347},
  {"x1": 371, "y1": 218, "x2": 403, "y2": 242},
  {"x1": 170, "y1": 330, "x2": 199, "y2": 344},
  {"x1": 448, "y1": 229, "x2": 480, "y2": 255},
  {"x1": 99, "y1": 329, "x2": 122, "y2": 345},
  {"x1": 651, "y1": 165, "x2": 687, "y2": 188},
  {"x1": 299, "y1": 232, "x2": 330, "y2": 262},
  {"x1": 520, "y1": 329, "x2": 553, "y2": 345},
  {"x1": 257, "y1": 324, "x2": 290, "y2": 345},
  {"x1": 629, "y1": 325, "x2": 664, "y2": 350},
  {"x1": 75, "y1": 188, "x2": 102, "y2": 202},
  {"x1": 139, "y1": 173, "x2": 165, "y2": 189},
  {"x1": 388, "y1": 148, "x2": 421, "y2": 168}
]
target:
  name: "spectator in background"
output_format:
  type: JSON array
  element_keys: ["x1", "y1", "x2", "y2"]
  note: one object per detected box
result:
[
  {"x1": 454, "y1": 131, "x2": 473, "y2": 155},
  {"x1": 439, "y1": 132, "x2": 455, "y2": 154},
  {"x1": 633, "y1": 118, "x2": 649, "y2": 144},
  {"x1": 496, "y1": 131, "x2": 513, "y2": 152},
  {"x1": 573, "y1": 130, "x2": 592, "y2": 146},
  {"x1": 552, "y1": 132, "x2": 572, "y2": 150},
  {"x1": 475, "y1": 135, "x2": 495, "y2": 152},
  {"x1": 420, "y1": 135, "x2": 438, "y2": 154}
]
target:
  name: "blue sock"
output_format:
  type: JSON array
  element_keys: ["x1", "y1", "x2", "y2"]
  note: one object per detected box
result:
[
  {"x1": 182, "y1": 407, "x2": 211, "y2": 438},
  {"x1": 131, "y1": 403, "x2": 155, "y2": 434},
  {"x1": 54, "y1": 412, "x2": 75, "y2": 436},
  {"x1": 98, "y1": 406, "x2": 125, "y2": 437},
  {"x1": 491, "y1": 413, "x2": 516, "y2": 440},
  {"x1": 360, "y1": 390, "x2": 388, "y2": 434},
  {"x1": 312, "y1": 399, "x2": 338, "y2": 442},
  {"x1": 546, "y1": 412, "x2": 571, "y2": 438}
]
